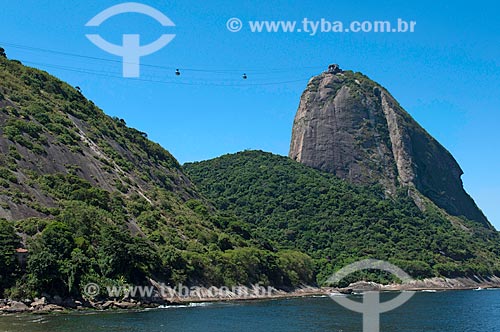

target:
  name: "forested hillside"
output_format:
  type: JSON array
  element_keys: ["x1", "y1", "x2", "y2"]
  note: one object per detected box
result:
[
  {"x1": 0, "y1": 53, "x2": 313, "y2": 299},
  {"x1": 185, "y1": 151, "x2": 500, "y2": 283}
]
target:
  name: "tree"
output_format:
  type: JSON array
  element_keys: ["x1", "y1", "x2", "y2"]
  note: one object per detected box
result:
[
  {"x1": 26, "y1": 222, "x2": 76, "y2": 295},
  {"x1": 97, "y1": 224, "x2": 159, "y2": 283},
  {"x1": 277, "y1": 250, "x2": 315, "y2": 287},
  {"x1": 26, "y1": 247, "x2": 60, "y2": 294},
  {"x1": 0, "y1": 219, "x2": 20, "y2": 294}
]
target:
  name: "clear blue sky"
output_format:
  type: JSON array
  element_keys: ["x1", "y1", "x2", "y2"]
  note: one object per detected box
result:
[{"x1": 1, "y1": 1, "x2": 499, "y2": 228}]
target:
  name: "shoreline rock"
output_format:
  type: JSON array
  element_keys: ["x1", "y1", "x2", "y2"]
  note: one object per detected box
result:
[{"x1": 1, "y1": 277, "x2": 499, "y2": 315}]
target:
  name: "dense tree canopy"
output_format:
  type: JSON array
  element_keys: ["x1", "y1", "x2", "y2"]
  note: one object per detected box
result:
[{"x1": 185, "y1": 151, "x2": 500, "y2": 283}]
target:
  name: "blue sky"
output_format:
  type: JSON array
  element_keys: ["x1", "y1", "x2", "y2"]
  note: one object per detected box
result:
[{"x1": 0, "y1": 0, "x2": 498, "y2": 228}]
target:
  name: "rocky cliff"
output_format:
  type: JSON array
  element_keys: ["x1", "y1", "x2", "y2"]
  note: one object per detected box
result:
[
  {"x1": 289, "y1": 66, "x2": 490, "y2": 227},
  {"x1": 0, "y1": 53, "x2": 319, "y2": 298}
]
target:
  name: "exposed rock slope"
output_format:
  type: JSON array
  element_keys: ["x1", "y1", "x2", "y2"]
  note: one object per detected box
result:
[
  {"x1": 0, "y1": 54, "x2": 316, "y2": 299},
  {"x1": 289, "y1": 66, "x2": 489, "y2": 227}
]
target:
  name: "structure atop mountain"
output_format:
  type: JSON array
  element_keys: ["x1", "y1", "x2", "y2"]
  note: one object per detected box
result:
[
  {"x1": 1, "y1": 53, "x2": 497, "y2": 301},
  {"x1": 289, "y1": 65, "x2": 489, "y2": 227}
]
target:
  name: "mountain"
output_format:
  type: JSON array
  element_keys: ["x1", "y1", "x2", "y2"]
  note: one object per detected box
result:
[
  {"x1": 185, "y1": 66, "x2": 500, "y2": 283},
  {"x1": 0, "y1": 52, "x2": 314, "y2": 299},
  {"x1": 185, "y1": 150, "x2": 500, "y2": 283},
  {"x1": 289, "y1": 65, "x2": 489, "y2": 227},
  {"x1": 1, "y1": 51, "x2": 498, "y2": 301}
]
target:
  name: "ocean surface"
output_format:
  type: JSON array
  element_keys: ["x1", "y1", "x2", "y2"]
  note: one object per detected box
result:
[{"x1": 1, "y1": 290, "x2": 499, "y2": 332}]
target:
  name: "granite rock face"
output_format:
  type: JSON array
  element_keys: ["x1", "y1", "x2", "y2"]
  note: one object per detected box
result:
[{"x1": 289, "y1": 66, "x2": 490, "y2": 227}]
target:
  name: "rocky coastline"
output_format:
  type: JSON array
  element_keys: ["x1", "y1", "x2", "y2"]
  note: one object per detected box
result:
[{"x1": 1, "y1": 276, "x2": 499, "y2": 315}]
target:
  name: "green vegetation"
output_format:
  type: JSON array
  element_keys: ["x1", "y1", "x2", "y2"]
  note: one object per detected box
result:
[
  {"x1": 0, "y1": 219, "x2": 20, "y2": 293},
  {"x1": 3, "y1": 193, "x2": 314, "y2": 298},
  {"x1": 1, "y1": 51, "x2": 499, "y2": 301},
  {"x1": 184, "y1": 151, "x2": 500, "y2": 284},
  {"x1": 0, "y1": 55, "x2": 313, "y2": 299}
]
